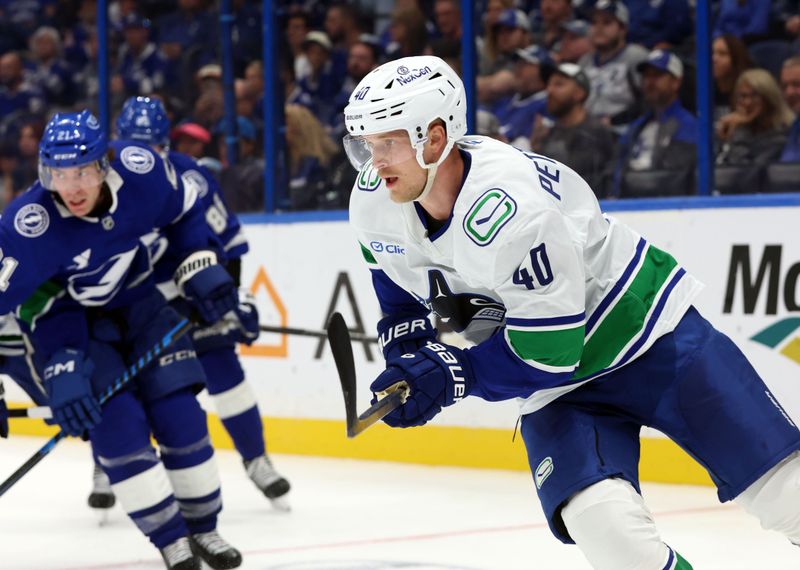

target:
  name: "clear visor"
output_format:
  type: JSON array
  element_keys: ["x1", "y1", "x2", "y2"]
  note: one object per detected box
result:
[
  {"x1": 342, "y1": 132, "x2": 418, "y2": 171},
  {"x1": 39, "y1": 161, "x2": 106, "y2": 192}
]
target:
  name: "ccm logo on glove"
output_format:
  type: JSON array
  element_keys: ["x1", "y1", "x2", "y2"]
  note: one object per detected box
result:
[
  {"x1": 44, "y1": 360, "x2": 76, "y2": 379},
  {"x1": 420, "y1": 343, "x2": 467, "y2": 401}
]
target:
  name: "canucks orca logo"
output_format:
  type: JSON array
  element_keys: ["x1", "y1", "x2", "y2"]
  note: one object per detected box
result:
[{"x1": 425, "y1": 270, "x2": 505, "y2": 333}]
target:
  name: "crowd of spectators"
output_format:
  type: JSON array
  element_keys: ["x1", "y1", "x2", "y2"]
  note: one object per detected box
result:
[{"x1": 1, "y1": 0, "x2": 800, "y2": 212}]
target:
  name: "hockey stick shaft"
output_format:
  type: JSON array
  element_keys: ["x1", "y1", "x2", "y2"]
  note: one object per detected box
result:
[
  {"x1": 261, "y1": 322, "x2": 377, "y2": 343},
  {"x1": 7, "y1": 406, "x2": 52, "y2": 419},
  {"x1": 0, "y1": 318, "x2": 192, "y2": 498}
]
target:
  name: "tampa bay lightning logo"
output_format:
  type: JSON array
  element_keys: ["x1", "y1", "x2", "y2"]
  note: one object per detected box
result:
[
  {"x1": 120, "y1": 146, "x2": 155, "y2": 174},
  {"x1": 14, "y1": 204, "x2": 50, "y2": 238},
  {"x1": 425, "y1": 270, "x2": 505, "y2": 333}
]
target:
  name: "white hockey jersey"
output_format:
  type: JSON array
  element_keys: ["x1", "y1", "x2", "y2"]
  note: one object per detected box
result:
[{"x1": 350, "y1": 136, "x2": 703, "y2": 413}]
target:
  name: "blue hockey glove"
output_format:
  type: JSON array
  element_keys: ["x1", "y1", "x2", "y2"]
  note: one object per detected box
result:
[
  {"x1": 175, "y1": 250, "x2": 238, "y2": 324},
  {"x1": 43, "y1": 349, "x2": 101, "y2": 437},
  {"x1": 0, "y1": 379, "x2": 8, "y2": 438},
  {"x1": 233, "y1": 290, "x2": 260, "y2": 345},
  {"x1": 377, "y1": 312, "x2": 437, "y2": 361},
  {"x1": 369, "y1": 342, "x2": 474, "y2": 428}
]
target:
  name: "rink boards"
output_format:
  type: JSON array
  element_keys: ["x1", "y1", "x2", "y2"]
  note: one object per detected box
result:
[{"x1": 8, "y1": 195, "x2": 800, "y2": 486}]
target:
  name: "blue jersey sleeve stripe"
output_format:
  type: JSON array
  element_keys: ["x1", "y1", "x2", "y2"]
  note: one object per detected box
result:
[{"x1": 506, "y1": 313, "x2": 585, "y2": 327}]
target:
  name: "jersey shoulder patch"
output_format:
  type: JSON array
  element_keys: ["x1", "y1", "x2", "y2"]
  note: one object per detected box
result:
[
  {"x1": 119, "y1": 145, "x2": 155, "y2": 174},
  {"x1": 181, "y1": 169, "x2": 209, "y2": 199},
  {"x1": 13, "y1": 203, "x2": 50, "y2": 238},
  {"x1": 462, "y1": 187, "x2": 517, "y2": 247}
]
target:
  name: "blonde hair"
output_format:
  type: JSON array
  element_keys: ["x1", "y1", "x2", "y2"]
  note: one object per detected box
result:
[
  {"x1": 284, "y1": 104, "x2": 339, "y2": 170},
  {"x1": 735, "y1": 68, "x2": 795, "y2": 132}
]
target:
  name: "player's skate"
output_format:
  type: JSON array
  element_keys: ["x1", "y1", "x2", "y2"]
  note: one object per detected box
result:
[
  {"x1": 160, "y1": 536, "x2": 201, "y2": 569},
  {"x1": 189, "y1": 530, "x2": 242, "y2": 569},
  {"x1": 88, "y1": 464, "x2": 116, "y2": 509},
  {"x1": 244, "y1": 454, "x2": 291, "y2": 511}
]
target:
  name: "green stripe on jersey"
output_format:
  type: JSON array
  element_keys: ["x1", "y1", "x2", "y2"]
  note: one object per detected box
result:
[
  {"x1": 576, "y1": 245, "x2": 678, "y2": 379},
  {"x1": 507, "y1": 326, "x2": 584, "y2": 367},
  {"x1": 359, "y1": 242, "x2": 377, "y2": 265},
  {"x1": 675, "y1": 552, "x2": 693, "y2": 569},
  {"x1": 18, "y1": 280, "x2": 63, "y2": 326}
]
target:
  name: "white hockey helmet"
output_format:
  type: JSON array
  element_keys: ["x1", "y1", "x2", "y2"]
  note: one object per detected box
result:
[{"x1": 342, "y1": 55, "x2": 467, "y2": 172}]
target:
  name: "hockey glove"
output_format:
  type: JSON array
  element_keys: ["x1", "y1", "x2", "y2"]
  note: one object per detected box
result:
[
  {"x1": 233, "y1": 290, "x2": 260, "y2": 345},
  {"x1": 175, "y1": 250, "x2": 238, "y2": 324},
  {"x1": 369, "y1": 342, "x2": 474, "y2": 428},
  {"x1": 43, "y1": 348, "x2": 101, "y2": 437},
  {"x1": 0, "y1": 379, "x2": 8, "y2": 438},
  {"x1": 377, "y1": 312, "x2": 437, "y2": 361}
]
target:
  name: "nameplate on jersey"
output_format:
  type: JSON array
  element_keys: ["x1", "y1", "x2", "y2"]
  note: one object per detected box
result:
[{"x1": 462, "y1": 188, "x2": 517, "y2": 247}]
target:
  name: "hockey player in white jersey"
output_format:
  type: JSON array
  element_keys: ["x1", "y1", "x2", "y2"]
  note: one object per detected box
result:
[{"x1": 343, "y1": 55, "x2": 800, "y2": 570}]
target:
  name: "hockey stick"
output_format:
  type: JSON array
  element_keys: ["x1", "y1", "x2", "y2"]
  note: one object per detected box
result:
[
  {"x1": 0, "y1": 318, "x2": 193, "y2": 498},
  {"x1": 326, "y1": 312, "x2": 408, "y2": 438},
  {"x1": 261, "y1": 322, "x2": 377, "y2": 343},
  {"x1": 7, "y1": 406, "x2": 52, "y2": 419}
]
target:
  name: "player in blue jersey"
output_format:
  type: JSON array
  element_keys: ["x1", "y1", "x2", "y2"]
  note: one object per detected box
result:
[
  {"x1": 0, "y1": 110, "x2": 245, "y2": 570},
  {"x1": 114, "y1": 95, "x2": 291, "y2": 508},
  {"x1": 343, "y1": 56, "x2": 800, "y2": 570}
]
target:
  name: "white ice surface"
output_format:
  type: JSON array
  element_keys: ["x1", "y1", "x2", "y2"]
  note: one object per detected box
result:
[{"x1": 0, "y1": 436, "x2": 798, "y2": 569}]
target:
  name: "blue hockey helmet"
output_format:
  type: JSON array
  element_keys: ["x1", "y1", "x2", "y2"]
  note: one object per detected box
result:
[
  {"x1": 38, "y1": 110, "x2": 109, "y2": 190},
  {"x1": 115, "y1": 96, "x2": 170, "y2": 146}
]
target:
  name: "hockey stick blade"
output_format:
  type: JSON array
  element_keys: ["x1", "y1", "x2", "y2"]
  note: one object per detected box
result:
[{"x1": 326, "y1": 312, "x2": 407, "y2": 438}]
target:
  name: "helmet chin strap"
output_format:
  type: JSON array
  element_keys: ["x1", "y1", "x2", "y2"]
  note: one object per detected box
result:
[{"x1": 413, "y1": 138, "x2": 454, "y2": 203}]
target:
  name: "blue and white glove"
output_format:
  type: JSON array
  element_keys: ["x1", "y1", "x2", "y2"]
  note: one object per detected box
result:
[
  {"x1": 43, "y1": 348, "x2": 101, "y2": 437},
  {"x1": 233, "y1": 290, "x2": 260, "y2": 345},
  {"x1": 377, "y1": 312, "x2": 437, "y2": 361},
  {"x1": 175, "y1": 250, "x2": 238, "y2": 324},
  {"x1": 0, "y1": 379, "x2": 8, "y2": 438},
  {"x1": 369, "y1": 342, "x2": 474, "y2": 428}
]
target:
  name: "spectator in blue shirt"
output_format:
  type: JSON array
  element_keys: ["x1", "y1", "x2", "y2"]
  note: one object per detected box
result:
[
  {"x1": 530, "y1": 0, "x2": 573, "y2": 51},
  {"x1": 324, "y1": 3, "x2": 364, "y2": 80},
  {"x1": 331, "y1": 36, "x2": 380, "y2": 139},
  {"x1": 553, "y1": 19, "x2": 592, "y2": 64},
  {"x1": 779, "y1": 56, "x2": 800, "y2": 162},
  {"x1": 714, "y1": 0, "x2": 771, "y2": 41},
  {"x1": 0, "y1": 0, "x2": 56, "y2": 47},
  {"x1": 296, "y1": 31, "x2": 342, "y2": 129},
  {"x1": 613, "y1": 49, "x2": 698, "y2": 196},
  {"x1": 493, "y1": 44, "x2": 551, "y2": 149},
  {"x1": 231, "y1": 0, "x2": 262, "y2": 76},
  {"x1": 157, "y1": 0, "x2": 217, "y2": 71},
  {"x1": 114, "y1": 14, "x2": 169, "y2": 99},
  {"x1": 0, "y1": 52, "x2": 45, "y2": 123},
  {"x1": 625, "y1": 0, "x2": 692, "y2": 48},
  {"x1": 25, "y1": 26, "x2": 75, "y2": 108}
]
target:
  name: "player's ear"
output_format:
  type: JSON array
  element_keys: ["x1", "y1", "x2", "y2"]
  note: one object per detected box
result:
[{"x1": 428, "y1": 120, "x2": 447, "y2": 151}]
